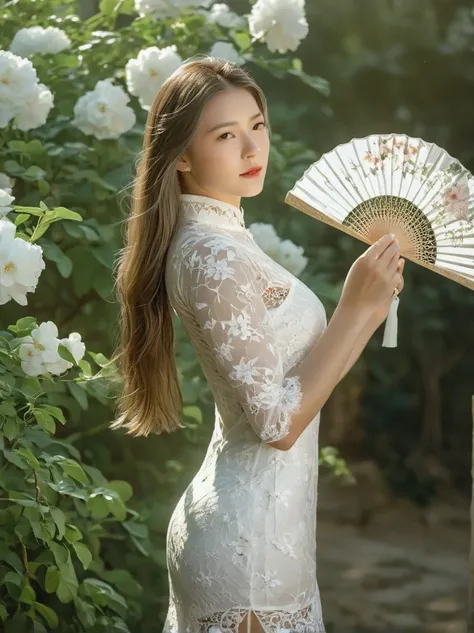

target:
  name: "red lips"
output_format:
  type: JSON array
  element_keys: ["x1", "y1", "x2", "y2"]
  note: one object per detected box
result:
[{"x1": 240, "y1": 166, "x2": 262, "y2": 177}]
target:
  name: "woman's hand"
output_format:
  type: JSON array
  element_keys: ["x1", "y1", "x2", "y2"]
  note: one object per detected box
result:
[
  {"x1": 369, "y1": 258, "x2": 405, "y2": 327},
  {"x1": 339, "y1": 234, "x2": 403, "y2": 320}
]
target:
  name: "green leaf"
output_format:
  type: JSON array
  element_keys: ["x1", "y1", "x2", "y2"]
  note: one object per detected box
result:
[
  {"x1": 11, "y1": 206, "x2": 44, "y2": 217},
  {"x1": 87, "y1": 489, "x2": 126, "y2": 521},
  {"x1": 58, "y1": 343, "x2": 76, "y2": 366},
  {"x1": 0, "y1": 402, "x2": 16, "y2": 417},
  {"x1": 47, "y1": 480, "x2": 88, "y2": 501},
  {"x1": 19, "y1": 583, "x2": 36, "y2": 604},
  {"x1": 123, "y1": 521, "x2": 147, "y2": 540},
  {"x1": 82, "y1": 579, "x2": 127, "y2": 616},
  {"x1": 3, "y1": 417, "x2": 21, "y2": 441},
  {"x1": 2, "y1": 550, "x2": 23, "y2": 574},
  {"x1": 14, "y1": 447, "x2": 40, "y2": 470},
  {"x1": 37, "y1": 180, "x2": 50, "y2": 196},
  {"x1": 8, "y1": 140, "x2": 27, "y2": 152},
  {"x1": 0, "y1": 603, "x2": 7, "y2": 622},
  {"x1": 50, "y1": 508, "x2": 66, "y2": 540},
  {"x1": 232, "y1": 31, "x2": 251, "y2": 51},
  {"x1": 75, "y1": 597, "x2": 96, "y2": 628},
  {"x1": 33, "y1": 602, "x2": 58, "y2": 629},
  {"x1": 107, "y1": 480, "x2": 133, "y2": 503},
  {"x1": 4, "y1": 570, "x2": 23, "y2": 600},
  {"x1": 50, "y1": 207, "x2": 83, "y2": 222},
  {"x1": 292, "y1": 57, "x2": 303, "y2": 72},
  {"x1": 56, "y1": 553, "x2": 78, "y2": 603},
  {"x1": 37, "y1": 404, "x2": 66, "y2": 425},
  {"x1": 44, "y1": 567, "x2": 60, "y2": 593},
  {"x1": 14, "y1": 213, "x2": 30, "y2": 227},
  {"x1": 24, "y1": 165, "x2": 47, "y2": 181},
  {"x1": 4, "y1": 159, "x2": 24, "y2": 176},
  {"x1": 50, "y1": 543, "x2": 68, "y2": 567},
  {"x1": 32, "y1": 409, "x2": 55, "y2": 434},
  {"x1": 89, "y1": 352, "x2": 109, "y2": 367},
  {"x1": 64, "y1": 524, "x2": 82, "y2": 543},
  {"x1": 20, "y1": 377, "x2": 42, "y2": 399},
  {"x1": 24, "y1": 507, "x2": 53, "y2": 543},
  {"x1": 78, "y1": 359, "x2": 92, "y2": 376},
  {"x1": 10, "y1": 316, "x2": 37, "y2": 335},
  {"x1": 55, "y1": 54, "x2": 81, "y2": 68},
  {"x1": 183, "y1": 405, "x2": 203, "y2": 426},
  {"x1": 40, "y1": 243, "x2": 73, "y2": 278},
  {"x1": 73, "y1": 543, "x2": 92, "y2": 569},
  {"x1": 68, "y1": 382, "x2": 88, "y2": 410},
  {"x1": 4, "y1": 449, "x2": 29, "y2": 470},
  {"x1": 61, "y1": 459, "x2": 89, "y2": 484},
  {"x1": 99, "y1": 569, "x2": 142, "y2": 598}
]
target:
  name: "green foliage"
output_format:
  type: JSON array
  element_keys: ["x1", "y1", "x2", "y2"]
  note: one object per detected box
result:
[
  {"x1": 0, "y1": 0, "x2": 331, "y2": 630},
  {"x1": 2, "y1": 0, "x2": 473, "y2": 631}
]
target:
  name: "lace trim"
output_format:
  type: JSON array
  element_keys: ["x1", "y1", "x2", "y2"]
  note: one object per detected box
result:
[
  {"x1": 198, "y1": 602, "x2": 325, "y2": 633},
  {"x1": 180, "y1": 197, "x2": 245, "y2": 228}
]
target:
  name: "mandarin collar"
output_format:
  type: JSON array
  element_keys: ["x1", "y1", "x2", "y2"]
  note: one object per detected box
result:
[{"x1": 178, "y1": 194, "x2": 246, "y2": 230}]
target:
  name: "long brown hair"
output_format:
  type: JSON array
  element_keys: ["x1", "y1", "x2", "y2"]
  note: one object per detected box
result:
[{"x1": 110, "y1": 56, "x2": 269, "y2": 437}]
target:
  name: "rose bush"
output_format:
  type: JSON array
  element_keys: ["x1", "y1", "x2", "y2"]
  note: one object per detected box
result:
[{"x1": 0, "y1": 0, "x2": 330, "y2": 630}]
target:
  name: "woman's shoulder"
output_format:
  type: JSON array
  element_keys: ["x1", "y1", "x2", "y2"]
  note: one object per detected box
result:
[{"x1": 168, "y1": 221, "x2": 258, "y2": 268}]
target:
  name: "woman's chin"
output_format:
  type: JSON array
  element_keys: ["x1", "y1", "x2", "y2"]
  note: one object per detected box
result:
[{"x1": 239, "y1": 180, "x2": 265, "y2": 197}]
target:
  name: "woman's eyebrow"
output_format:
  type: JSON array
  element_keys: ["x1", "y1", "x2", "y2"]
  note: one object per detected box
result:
[{"x1": 206, "y1": 112, "x2": 262, "y2": 134}]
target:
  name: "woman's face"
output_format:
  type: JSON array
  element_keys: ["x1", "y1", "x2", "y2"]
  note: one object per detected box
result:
[{"x1": 177, "y1": 87, "x2": 269, "y2": 208}]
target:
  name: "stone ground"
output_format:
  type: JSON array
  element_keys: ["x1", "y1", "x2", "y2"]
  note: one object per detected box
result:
[{"x1": 316, "y1": 461, "x2": 470, "y2": 633}]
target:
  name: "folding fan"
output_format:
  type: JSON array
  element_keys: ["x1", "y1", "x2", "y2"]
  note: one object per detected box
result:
[{"x1": 285, "y1": 133, "x2": 474, "y2": 348}]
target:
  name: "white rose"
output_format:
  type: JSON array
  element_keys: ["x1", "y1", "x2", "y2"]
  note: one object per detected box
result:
[
  {"x1": 125, "y1": 45, "x2": 182, "y2": 110},
  {"x1": 43, "y1": 355, "x2": 72, "y2": 376},
  {"x1": 0, "y1": 219, "x2": 45, "y2": 305},
  {"x1": 248, "y1": 222, "x2": 281, "y2": 256},
  {"x1": 210, "y1": 41, "x2": 245, "y2": 65},
  {"x1": 203, "y1": 3, "x2": 245, "y2": 27},
  {"x1": 277, "y1": 238, "x2": 307, "y2": 276},
  {"x1": 249, "y1": 0, "x2": 309, "y2": 54},
  {"x1": 13, "y1": 82, "x2": 54, "y2": 131},
  {"x1": 60, "y1": 332, "x2": 86, "y2": 364},
  {"x1": 19, "y1": 340, "x2": 44, "y2": 377},
  {"x1": 0, "y1": 173, "x2": 13, "y2": 195},
  {"x1": 0, "y1": 51, "x2": 40, "y2": 127},
  {"x1": 19, "y1": 322, "x2": 85, "y2": 377},
  {"x1": 0, "y1": 189, "x2": 14, "y2": 219},
  {"x1": 19, "y1": 321, "x2": 61, "y2": 377},
  {"x1": 72, "y1": 79, "x2": 136, "y2": 140},
  {"x1": 9, "y1": 26, "x2": 71, "y2": 57}
]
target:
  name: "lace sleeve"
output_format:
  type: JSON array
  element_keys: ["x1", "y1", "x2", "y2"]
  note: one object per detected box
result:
[{"x1": 182, "y1": 233, "x2": 303, "y2": 444}]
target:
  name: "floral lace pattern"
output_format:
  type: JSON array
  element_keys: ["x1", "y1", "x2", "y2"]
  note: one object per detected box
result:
[{"x1": 162, "y1": 195, "x2": 328, "y2": 633}]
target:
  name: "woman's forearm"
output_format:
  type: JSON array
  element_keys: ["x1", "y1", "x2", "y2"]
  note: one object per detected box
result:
[
  {"x1": 269, "y1": 302, "x2": 371, "y2": 451},
  {"x1": 338, "y1": 315, "x2": 382, "y2": 382}
]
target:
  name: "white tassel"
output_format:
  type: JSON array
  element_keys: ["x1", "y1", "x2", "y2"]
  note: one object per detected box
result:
[{"x1": 382, "y1": 294, "x2": 400, "y2": 348}]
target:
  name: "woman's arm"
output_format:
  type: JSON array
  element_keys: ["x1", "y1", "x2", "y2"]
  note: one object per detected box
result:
[
  {"x1": 338, "y1": 263, "x2": 405, "y2": 383},
  {"x1": 337, "y1": 314, "x2": 382, "y2": 383}
]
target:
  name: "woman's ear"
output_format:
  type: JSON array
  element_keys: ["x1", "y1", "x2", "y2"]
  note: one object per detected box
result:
[{"x1": 176, "y1": 155, "x2": 192, "y2": 173}]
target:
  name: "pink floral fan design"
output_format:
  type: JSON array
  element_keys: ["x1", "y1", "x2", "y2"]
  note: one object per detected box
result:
[{"x1": 285, "y1": 133, "x2": 474, "y2": 348}]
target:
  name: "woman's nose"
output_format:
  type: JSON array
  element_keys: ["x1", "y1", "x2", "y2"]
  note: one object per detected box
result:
[{"x1": 243, "y1": 138, "x2": 258, "y2": 158}]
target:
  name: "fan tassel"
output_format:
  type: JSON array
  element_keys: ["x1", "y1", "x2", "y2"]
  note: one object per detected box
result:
[{"x1": 382, "y1": 295, "x2": 400, "y2": 348}]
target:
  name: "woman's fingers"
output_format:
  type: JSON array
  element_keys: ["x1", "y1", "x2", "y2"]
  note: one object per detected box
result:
[{"x1": 365, "y1": 234, "x2": 396, "y2": 259}]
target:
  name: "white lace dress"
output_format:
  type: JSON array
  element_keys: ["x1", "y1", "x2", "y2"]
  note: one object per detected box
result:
[{"x1": 162, "y1": 194, "x2": 328, "y2": 633}]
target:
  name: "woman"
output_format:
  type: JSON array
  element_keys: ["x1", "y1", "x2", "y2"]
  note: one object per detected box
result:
[{"x1": 112, "y1": 57, "x2": 404, "y2": 633}]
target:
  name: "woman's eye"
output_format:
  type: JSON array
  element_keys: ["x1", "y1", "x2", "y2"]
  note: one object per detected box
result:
[
  {"x1": 219, "y1": 132, "x2": 233, "y2": 140},
  {"x1": 254, "y1": 121, "x2": 266, "y2": 130}
]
